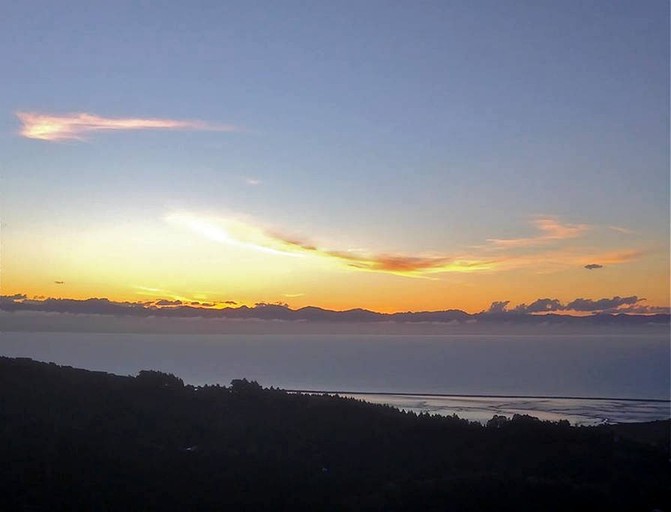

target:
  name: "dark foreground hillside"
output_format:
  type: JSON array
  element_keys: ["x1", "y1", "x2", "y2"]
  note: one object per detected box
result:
[{"x1": 0, "y1": 357, "x2": 668, "y2": 511}]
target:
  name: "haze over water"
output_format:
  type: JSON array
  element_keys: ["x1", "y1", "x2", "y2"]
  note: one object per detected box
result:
[{"x1": 2, "y1": 331, "x2": 668, "y2": 424}]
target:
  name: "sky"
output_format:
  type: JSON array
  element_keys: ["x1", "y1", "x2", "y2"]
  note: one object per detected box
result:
[{"x1": 1, "y1": 0, "x2": 669, "y2": 314}]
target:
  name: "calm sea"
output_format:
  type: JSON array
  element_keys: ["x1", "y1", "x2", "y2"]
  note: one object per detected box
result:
[{"x1": 1, "y1": 332, "x2": 668, "y2": 425}]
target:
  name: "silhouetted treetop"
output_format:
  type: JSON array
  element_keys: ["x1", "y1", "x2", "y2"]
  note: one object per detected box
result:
[{"x1": 136, "y1": 369, "x2": 184, "y2": 388}]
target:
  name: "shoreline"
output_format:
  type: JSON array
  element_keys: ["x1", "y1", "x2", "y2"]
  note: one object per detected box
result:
[{"x1": 287, "y1": 389, "x2": 670, "y2": 403}]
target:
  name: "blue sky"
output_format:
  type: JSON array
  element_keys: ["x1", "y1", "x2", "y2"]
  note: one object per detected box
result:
[{"x1": 1, "y1": 1, "x2": 668, "y2": 312}]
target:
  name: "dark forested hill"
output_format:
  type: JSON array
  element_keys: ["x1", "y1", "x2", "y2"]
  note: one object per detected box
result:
[{"x1": 0, "y1": 356, "x2": 668, "y2": 511}]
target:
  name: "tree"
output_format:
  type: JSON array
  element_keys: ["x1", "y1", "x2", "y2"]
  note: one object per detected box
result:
[{"x1": 136, "y1": 370, "x2": 184, "y2": 388}]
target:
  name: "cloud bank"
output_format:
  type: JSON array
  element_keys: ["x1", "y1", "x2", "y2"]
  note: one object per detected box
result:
[
  {"x1": 488, "y1": 295, "x2": 668, "y2": 314},
  {"x1": 513, "y1": 298, "x2": 564, "y2": 313},
  {"x1": 565, "y1": 296, "x2": 641, "y2": 312},
  {"x1": 16, "y1": 112, "x2": 240, "y2": 141}
]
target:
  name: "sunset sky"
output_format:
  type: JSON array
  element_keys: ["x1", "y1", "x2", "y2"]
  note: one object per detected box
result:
[{"x1": 1, "y1": 1, "x2": 668, "y2": 314}]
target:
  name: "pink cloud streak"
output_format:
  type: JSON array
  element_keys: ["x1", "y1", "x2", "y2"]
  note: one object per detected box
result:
[
  {"x1": 487, "y1": 217, "x2": 589, "y2": 248},
  {"x1": 16, "y1": 111, "x2": 240, "y2": 141}
]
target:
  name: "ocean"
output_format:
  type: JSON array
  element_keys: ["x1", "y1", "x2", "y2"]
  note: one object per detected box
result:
[{"x1": 1, "y1": 332, "x2": 668, "y2": 425}]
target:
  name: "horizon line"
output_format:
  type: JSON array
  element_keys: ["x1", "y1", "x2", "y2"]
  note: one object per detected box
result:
[
  {"x1": 286, "y1": 389, "x2": 671, "y2": 404},
  {"x1": 2, "y1": 293, "x2": 670, "y2": 318}
]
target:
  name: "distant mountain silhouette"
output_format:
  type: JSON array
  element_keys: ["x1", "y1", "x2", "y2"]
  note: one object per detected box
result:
[{"x1": 1, "y1": 294, "x2": 669, "y2": 327}]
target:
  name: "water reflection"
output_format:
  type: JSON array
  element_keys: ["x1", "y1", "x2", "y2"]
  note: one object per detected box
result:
[{"x1": 341, "y1": 394, "x2": 671, "y2": 425}]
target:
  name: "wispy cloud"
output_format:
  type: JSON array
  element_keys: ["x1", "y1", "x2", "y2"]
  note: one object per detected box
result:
[
  {"x1": 132, "y1": 286, "x2": 233, "y2": 309},
  {"x1": 323, "y1": 251, "x2": 493, "y2": 275},
  {"x1": 608, "y1": 225, "x2": 635, "y2": 235},
  {"x1": 16, "y1": 111, "x2": 240, "y2": 141},
  {"x1": 133, "y1": 285, "x2": 215, "y2": 305},
  {"x1": 579, "y1": 249, "x2": 642, "y2": 265},
  {"x1": 488, "y1": 217, "x2": 589, "y2": 248},
  {"x1": 166, "y1": 212, "x2": 496, "y2": 277},
  {"x1": 474, "y1": 247, "x2": 642, "y2": 273},
  {"x1": 167, "y1": 212, "x2": 645, "y2": 277},
  {"x1": 245, "y1": 178, "x2": 262, "y2": 186}
]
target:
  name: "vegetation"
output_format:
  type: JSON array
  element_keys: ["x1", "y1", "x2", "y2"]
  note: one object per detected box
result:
[{"x1": 0, "y1": 356, "x2": 668, "y2": 511}]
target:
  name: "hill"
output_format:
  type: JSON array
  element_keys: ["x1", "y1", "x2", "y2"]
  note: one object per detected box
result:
[{"x1": 0, "y1": 356, "x2": 668, "y2": 511}]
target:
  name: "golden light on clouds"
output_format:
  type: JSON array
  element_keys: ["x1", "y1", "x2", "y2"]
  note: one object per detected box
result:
[
  {"x1": 166, "y1": 213, "x2": 306, "y2": 257},
  {"x1": 487, "y1": 217, "x2": 589, "y2": 248},
  {"x1": 166, "y1": 212, "x2": 649, "y2": 280},
  {"x1": 488, "y1": 248, "x2": 644, "y2": 273},
  {"x1": 166, "y1": 212, "x2": 497, "y2": 277},
  {"x1": 580, "y1": 249, "x2": 644, "y2": 265},
  {"x1": 1, "y1": 210, "x2": 658, "y2": 314},
  {"x1": 16, "y1": 112, "x2": 240, "y2": 141}
]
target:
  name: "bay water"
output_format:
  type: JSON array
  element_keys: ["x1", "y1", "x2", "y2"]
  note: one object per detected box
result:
[{"x1": 1, "y1": 332, "x2": 668, "y2": 424}]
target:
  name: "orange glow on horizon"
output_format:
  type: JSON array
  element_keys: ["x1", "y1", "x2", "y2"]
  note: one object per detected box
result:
[{"x1": 1, "y1": 211, "x2": 666, "y2": 316}]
